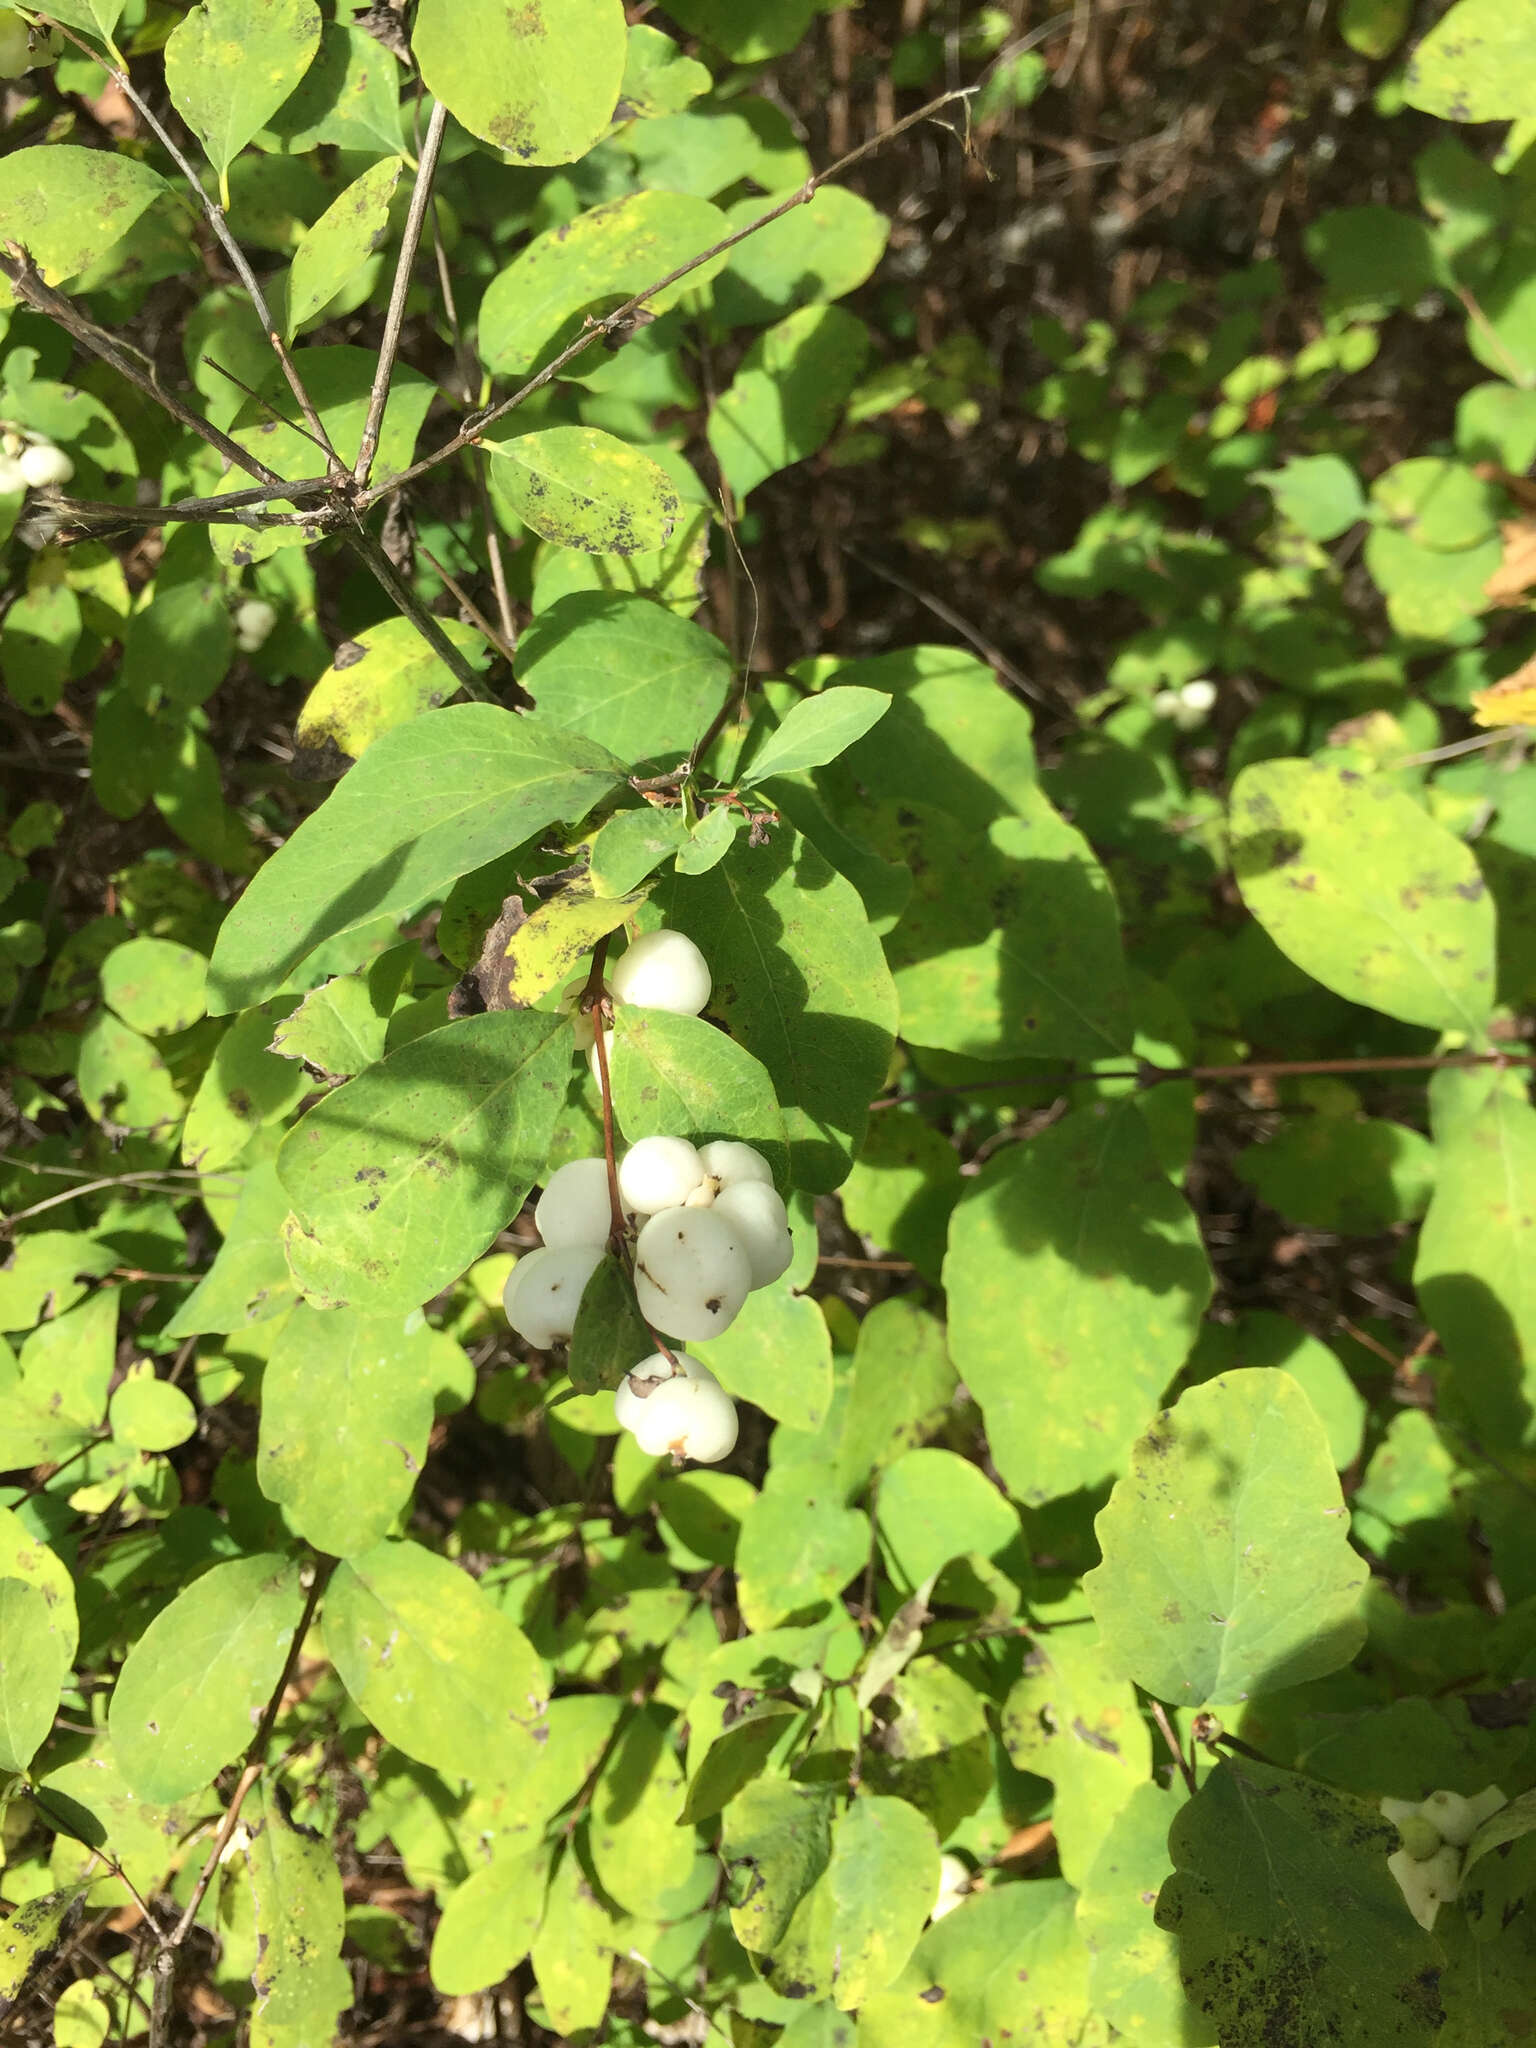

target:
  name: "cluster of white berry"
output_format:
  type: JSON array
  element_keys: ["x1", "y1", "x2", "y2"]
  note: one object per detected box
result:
[
  {"x1": 1381, "y1": 1784, "x2": 1506, "y2": 1931},
  {"x1": 501, "y1": 926, "x2": 791, "y2": 1463},
  {"x1": 0, "y1": 426, "x2": 74, "y2": 493},
  {"x1": 1151, "y1": 677, "x2": 1218, "y2": 730}
]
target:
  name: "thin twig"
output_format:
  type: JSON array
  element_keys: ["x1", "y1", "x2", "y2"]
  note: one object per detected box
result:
[
  {"x1": 583, "y1": 936, "x2": 625, "y2": 1249},
  {"x1": 846, "y1": 545, "x2": 1047, "y2": 704},
  {"x1": 416, "y1": 538, "x2": 516, "y2": 662},
  {"x1": 37, "y1": 12, "x2": 344, "y2": 475},
  {"x1": 870, "y1": 1048, "x2": 1536, "y2": 1111},
  {"x1": 45, "y1": 477, "x2": 334, "y2": 537},
  {"x1": 1149, "y1": 1697, "x2": 1197, "y2": 1795},
  {"x1": 356, "y1": 98, "x2": 449, "y2": 486},
  {"x1": 358, "y1": 84, "x2": 980, "y2": 510}
]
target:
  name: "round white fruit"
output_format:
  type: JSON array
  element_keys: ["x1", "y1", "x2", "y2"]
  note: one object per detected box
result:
[
  {"x1": 1420, "y1": 1789, "x2": 1475, "y2": 1848},
  {"x1": 613, "y1": 1348, "x2": 706, "y2": 1432},
  {"x1": 502, "y1": 1242, "x2": 604, "y2": 1349},
  {"x1": 616, "y1": 1357, "x2": 738, "y2": 1462},
  {"x1": 534, "y1": 1157, "x2": 613, "y2": 1249},
  {"x1": 17, "y1": 440, "x2": 73, "y2": 488},
  {"x1": 618, "y1": 1135, "x2": 706, "y2": 1216},
  {"x1": 697, "y1": 1139, "x2": 774, "y2": 1193},
  {"x1": 234, "y1": 597, "x2": 278, "y2": 651},
  {"x1": 609, "y1": 928, "x2": 711, "y2": 1016},
  {"x1": 1180, "y1": 677, "x2": 1217, "y2": 714},
  {"x1": 713, "y1": 1181, "x2": 792, "y2": 1289},
  {"x1": 633, "y1": 1208, "x2": 751, "y2": 1342}
]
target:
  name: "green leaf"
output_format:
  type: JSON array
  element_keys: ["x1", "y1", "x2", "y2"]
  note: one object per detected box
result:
[
  {"x1": 15, "y1": 1284, "x2": 117, "y2": 1429},
  {"x1": 325, "y1": 1538, "x2": 548, "y2": 1779},
  {"x1": 412, "y1": 0, "x2": 625, "y2": 160},
  {"x1": 590, "y1": 806, "x2": 692, "y2": 896},
  {"x1": 257, "y1": 1304, "x2": 440, "y2": 1554},
  {"x1": 1158, "y1": 1757, "x2": 1444, "y2": 2047},
  {"x1": 858, "y1": 1880, "x2": 1099, "y2": 2048},
  {"x1": 206, "y1": 706, "x2": 622, "y2": 1014},
  {"x1": 485, "y1": 426, "x2": 681, "y2": 555},
  {"x1": 164, "y1": 0, "x2": 323, "y2": 192},
  {"x1": 293, "y1": 616, "x2": 491, "y2": 768},
  {"x1": 1230, "y1": 759, "x2": 1497, "y2": 1033},
  {"x1": 708, "y1": 304, "x2": 870, "y2": 499},
  {"x1": 75, "y1": 1009, "x2": 184, "y2": 1136},
  {"x1": 1404, "y1": 0, "x2": 1536, "y2": 121},
  {"x1": 517, "y1": 593, "x2": 728, "y2": 766},
  {"x1": 246, "y1": 1782, "x2": 351, "y2": 2048},
  {"x1": 108, "y1": 1553, "x2": 306, "y2": 1804},
  {"x1": 261, "y1": 21, "x2": 405, "y2": 154},
  {"x1": 1416, "y1": 1086, "x2": 1536, "y2": 1450},
  {"x1": 0, "y1": 1579, "x2": 73, "y2": 1774},
  {"x1": 528, "y1": 1838, "x2": 613, "y2": 2034},
  {"x1": 1234, "y1": 1112, "x2": 1436, "y2": 1232},
  {"x1": 109, "y1": 1367, "x2": 197, "y2": 1452},
  {"x1": 478, "y1": 189, "x2": 729, "y2": 376},
  {"x1": 1076, "y1": 1781, "x2": 1212, "y2": 2045},
  {"x1": 663, "y1": 0, "x2": 817, "y2": 61},
  {"x1": 1001, "y1": 1628, "x2": 1153, "y2": 1884},
  {"x1": 0, "y1": 148, "x2": 167, "y2": 305},
  {"x1": 0, "y1": 1505, "x2": 77, "y2": 1663},
  {"x1": 735, "y1": 1467, "x2": 869, "y2": 1629},
  {"x1": 0, "y1": 1886, "x2": 90, "y2": 2003},
  {"x1": 1258, "y1": 453, "x2": 1368, "y2": 541},
  {"x1": 486, "y1": 875, "x2": 642, "y2": 1011},
  {"x1": 725, "y1": 1775, "x2": 839, "y2": 1955},
  {"x1": 838, "y1": 1109, "x2": 961, "y2": 1284},
  {"x1": 589, "y1": 1705, "x2": 695, "y2": 1913},
  {"x1": 2, "y1": 583, "x2": 81, "y2": 716},
  {"x1": 696, "y1": 1276, "x2": 833, "y2": 1432},
  {"x1": 681, "y1": 1700, "x2": 799, "y2": 1824},
  {"x1": 430, "y1": 1849, "x2": 547, "y2": 1996},
  {"x1": 1086, "y1": 1369, "x2": 1370, "y2": 1707},
  {"x1": 872, "y1": 791, "x2": 1133, "y2": 1061},
  {"x1": 0, "y1": 1231, "x2": 116, "y2": 1337},
  {"x1": 839, "y1": 1299, "x2": 957, "y2": 1496},
  {"x1": 33, "y1": 1, "x2": 127, "y2": 48},
  {"x1": 98, "y1": 937, "x2": 207, "y2": 1038},
  {"x1": 164, "y1": 1159, "x2": 298, "y2": 1337},
  {"x1": 277, "y1": 1010, "x2": 570, "y2": 1313},
  {"x1": 611, "y1": 1007, "x2": 789, "y2": 1186},
  {"x1": 712, "y1": 188, "x2": 889, "y2": 328},
  {"x1": 874, "y1": 1448, "x2": 1020, "y2": 1594},
  {"x1": 120, "y1": 577, "x2": 233, "y2": 716},
  {"x1": 618, "y1": 23, "x2": 711, "y2": 116},
  {"x1": 762, "y1": 1793, "x2": 939, "y2": 2010},
  {"x1": 1184, "y1": 1311, "x2": 1367, "y2": 1473},
  {"x1": 285, "y1": 154, "x2": 403, "y2": 336},
  {"x1": 1371, "y1": 456, "x2": 1502, "y2": 550},
  {"x1": 739, "y1": 688, "x2": 891, "y2": 787},
  {"x1": 268, "y1": 975, "x2": 388, "y2": 1079},
  {"x1": 567, "y1": 1254, "x2": 654, "y2": 1397},
  {"x1": 655, "y1": 829, "x2": 898, "y2": 1192},
  {"x1": 944, "y1": 1102, "x2": 1212, "y2": 1506}
]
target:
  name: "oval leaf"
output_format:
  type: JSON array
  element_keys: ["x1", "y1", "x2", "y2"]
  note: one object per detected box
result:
[
  {"x1": 412, "y1": 0, "x2": 625, "y2": 162},
  {"x1": 486, "y1": 427, "x2": 680, "y2": 555}
]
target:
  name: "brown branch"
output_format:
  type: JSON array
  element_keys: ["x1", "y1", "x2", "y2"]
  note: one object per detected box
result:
[
  {"x1": 355, "y1": 98, "x2": 449, "y2": 486},
  {"x1": 43, "y1": 478, "x2": 334, "y2": 539},
  {"x1": 343, "y1": 523, "x2": 492, "y2": 701},
  {"x1": 1149, "y1": 1697, "x2": 1198, "y2": 1796},
  {"x1": 0, "y1": 245, "x2": 284, "y2": 491},
  {"x1": 583, "y1": 935, "x2": 626, "y2": 1249},
  {"x1": 357, "y1": 84, "x2": 980, "y2": 511}
]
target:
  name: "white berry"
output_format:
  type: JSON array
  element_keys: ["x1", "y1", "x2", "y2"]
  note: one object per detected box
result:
[
  {"x1": 502, "y1": 1242, "x2": 604, "y2": 1349},
  {"x1": 713, "y1": 1181, "x2": 792, "y2": 1289},
  {"x1": 534, "y1": 1157, "x2": 613, "y2": 1249},
  {"x1": 1180, "y1": 678, "x2": 1217, "y2": 715},
  {"x1": 633, "y1": 1208, "x2": 751, "y2": 1342},
  {"x1": 609, "y1": 928, "x2": 711, "y2": 1016},
  {"x1": 619, "y1": 1135, "x2": 706, "y2": 1216},
  {"x1": 17, "y1": 440, "x2": 73, "y2": 489},
  {"x1": 234, "y1": 597, "x2": 278, "y2": 652},
  {"x1": 697, "y1": 1140, "x2": 774, "y2": 1192},
  {"x1": 615, "y1": 1355, "x2": 738, "y2": 1462},
  {"x1": 613, "y1": 1348, "x2": 706, "y2": 1432}
]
